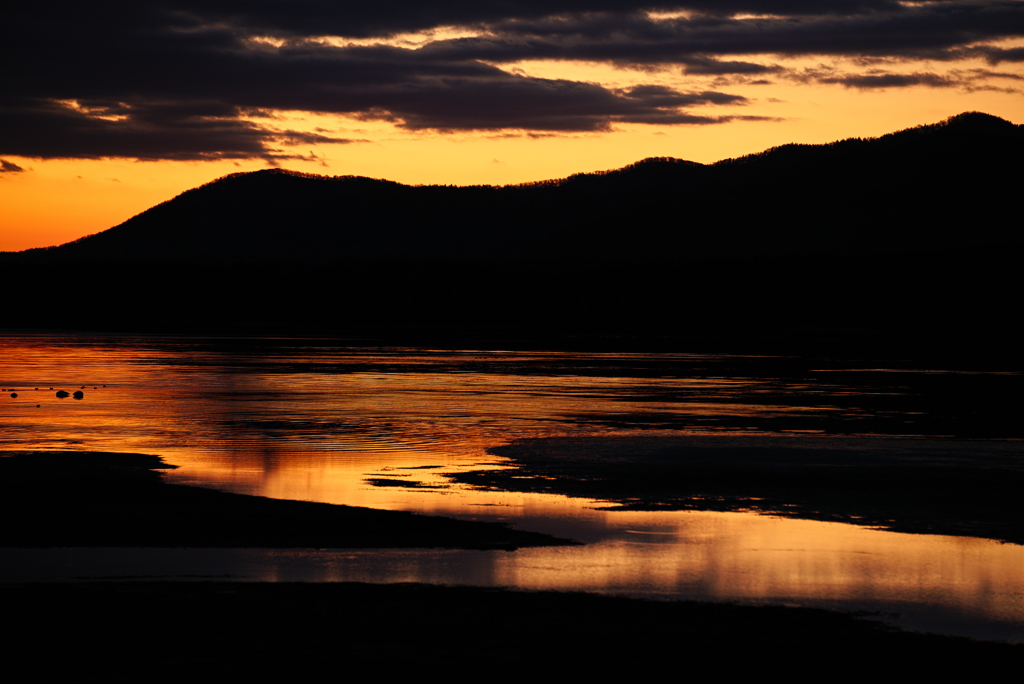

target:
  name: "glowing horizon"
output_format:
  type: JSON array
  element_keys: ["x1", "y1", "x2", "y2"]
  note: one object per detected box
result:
[{"x1": 3, "y1": 3, "x2": 1022, "y2": 251}]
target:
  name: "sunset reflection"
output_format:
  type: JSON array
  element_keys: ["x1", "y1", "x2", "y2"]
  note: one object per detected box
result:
[
  {"x1": 497, "y1": 511, "x2": 1024, "y2": 636},
  {"x1": 2, "y1": 335, "x2": 1022, "y2": 639}
]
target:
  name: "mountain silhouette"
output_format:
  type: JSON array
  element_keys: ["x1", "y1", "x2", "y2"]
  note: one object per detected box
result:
[
  {"x1": 4, "y1": 112, "x2": 1021, "y2": 340},
  {"x1": 8, "y1": 111, "x2": 1021, "y2": 266}
]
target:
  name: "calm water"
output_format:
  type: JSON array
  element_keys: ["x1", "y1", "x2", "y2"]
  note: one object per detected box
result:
[{"x1": 1, "y1": 334, "x2": 1022, "y2": 641}]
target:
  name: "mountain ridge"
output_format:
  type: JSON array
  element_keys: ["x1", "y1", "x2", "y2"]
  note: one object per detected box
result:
[
  {"x1": 3, "y1": 111, "x2": 1020, "y2": 338},
  {"x1": 8, "y1": 110, "x2": 1019, "y2": 265}
]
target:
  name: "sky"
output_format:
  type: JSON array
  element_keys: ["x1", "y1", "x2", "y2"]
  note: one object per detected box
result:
[{"x1": 2, "y1": 1, "x2": 1022, "y2": 251}]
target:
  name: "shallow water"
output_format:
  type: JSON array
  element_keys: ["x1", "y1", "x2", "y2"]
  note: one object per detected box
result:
[{"x1": 2, "y1": 334, "x2": 1022, "y2": 640}]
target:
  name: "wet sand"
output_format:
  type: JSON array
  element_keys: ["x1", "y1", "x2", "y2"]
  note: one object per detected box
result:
[{"x1": 454, "y1": 435, "x2": 1024, "y2": 544}]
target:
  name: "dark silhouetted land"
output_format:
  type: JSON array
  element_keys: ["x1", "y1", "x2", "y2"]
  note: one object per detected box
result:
[
  {"x1": 3, "y1": 581, "x2": 1021, "y2": 681},
  {"x1": 0, "y1": 451, "x2": 568, "y2": 549},
  {"x1": 3, "y1": 450, "x2": 1022, "y2": 673},
  {"x1": 453, "y1": 435, "x2": 1024, "y2": 545},
  {"x1": 2, "y1": 112, "x2": 1021, "y2": 342}
]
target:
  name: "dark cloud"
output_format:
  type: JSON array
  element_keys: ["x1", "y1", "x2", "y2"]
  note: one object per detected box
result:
[
  {"x1": 683, "y1": 58, "x2": 781, "y2": 75},
  {"x1": 2, "y1": 1, "x2": 1021, "y2": 160},
  {"x1": 975, "y1": 45, "x2": 1024, "y2": 63},
  {"x1": 0, "y1": 98, "x2": 360, "y2": 161},
  {"x1": 355, "y1": 79, "x2": 750, "y2": 131},
  {"x1": 31, "y1": 2, "x2": 923, "y2": 42},
  {"x1": 822, "y1": 72, "x2": 957, "y2": 89},
  {"x1": 615, "y1": 112, "x2": 777, "y2": 124},
  {"x1": 1, "y1": 159, "x2": 25, "y2": 173},
  {"x1": 619, "y1": 86, "x2": 748, "y2": 106},
  {"x1": 433, "y1": 3, "x2": 1024, "y2": 64},
  {"x1": 969, "y1": 68, "x2": 1024, "y2": 81}
]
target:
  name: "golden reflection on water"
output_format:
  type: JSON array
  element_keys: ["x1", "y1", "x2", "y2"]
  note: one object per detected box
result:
[
  {"x1": 2, "y1": 335, "x2": 1023, "y2": 637},
  {"x1": 500, "y1": 511, "x2": 1024, "y2": 629}
]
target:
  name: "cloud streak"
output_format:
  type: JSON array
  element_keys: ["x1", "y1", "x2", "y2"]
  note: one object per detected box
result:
[{"x1": 3, "y1": 1, "x2": 1022, "y2": 160}]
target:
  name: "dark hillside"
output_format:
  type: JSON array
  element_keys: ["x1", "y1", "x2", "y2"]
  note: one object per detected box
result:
[
  {"x1": 3, "y1": 112, "x2": 1020, "y2": 340},
  {"x1": 9, "y1": 111, "x2": 1020, "y2": 266}
]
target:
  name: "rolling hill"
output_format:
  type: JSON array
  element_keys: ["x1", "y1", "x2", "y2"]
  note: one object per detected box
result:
[{"x1": 4, "y1": 112, "x2": 1021, "y2": 340}]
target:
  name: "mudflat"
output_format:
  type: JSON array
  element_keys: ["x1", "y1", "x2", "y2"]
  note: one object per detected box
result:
[{"x1": 0, "y1": 450, "x2": 568, "y2": 549}]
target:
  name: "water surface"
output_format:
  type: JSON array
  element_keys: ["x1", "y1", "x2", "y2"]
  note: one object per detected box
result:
[{"x1": 2, "y1": 334, "x2": 1021, "y2": 640}]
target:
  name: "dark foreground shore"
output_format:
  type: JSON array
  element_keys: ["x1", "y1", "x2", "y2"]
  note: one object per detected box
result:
[
  {"x1": 4, "y1": 581, "x2": 1021, "y2": 681},
  {"x1": 4, "y1": 449, "x2": 1022, "y2": 677},
  {"x1": 0, "y1": 451, "x2": 566, "y2": 549},
  {"x1": 454, "y1": 435, "x2": 1024, "y2": 545}
]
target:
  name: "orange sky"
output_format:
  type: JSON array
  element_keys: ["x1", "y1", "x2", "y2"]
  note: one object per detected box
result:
[{"x1": 3, "y1": 7, "x2": 1022, "y2": 252}]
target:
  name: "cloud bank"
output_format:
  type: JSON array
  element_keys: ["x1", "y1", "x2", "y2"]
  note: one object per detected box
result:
[{"x1": 3, "y1": 1, "x2": 1022, "y2": 160}]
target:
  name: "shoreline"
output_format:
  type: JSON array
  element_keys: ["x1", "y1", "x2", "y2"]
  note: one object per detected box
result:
[
  {"x1": 5, "y1": 331, "x2": 1024, "y2": 666},
  {"x1": 0, "y1": 450, "x2": 571, "y2": 550},
  {"x1": 452, "y1": 435, "x2": 1024, "y2": 545},
  {"x1": 4, "y1": 448, "x2": 1024, "y2": 659}
]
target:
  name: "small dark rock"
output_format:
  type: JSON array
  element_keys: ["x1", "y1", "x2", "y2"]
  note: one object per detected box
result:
[{"x1": 56, "y1": 390, "x2": 69, "y2": 398}]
